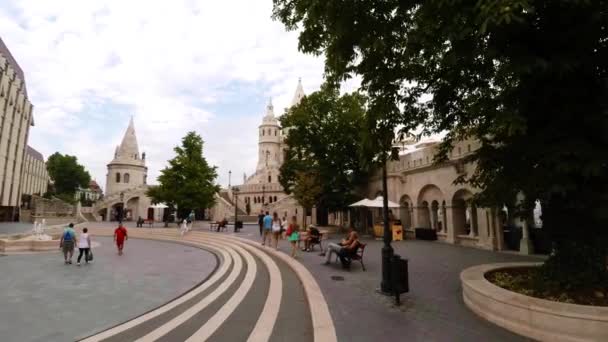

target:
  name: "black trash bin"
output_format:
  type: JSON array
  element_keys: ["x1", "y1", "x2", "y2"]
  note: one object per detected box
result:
[{"x1": 391, "y1": 255, "x2": 409, "y2": 294}]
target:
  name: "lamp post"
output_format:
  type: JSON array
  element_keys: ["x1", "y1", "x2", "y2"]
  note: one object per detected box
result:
[
  {"x1": 262, "y1": 185, "x2": 266, "y2": 208},
  {"x1": 233, "y1": 186, "x2": 240, "y2": 232},
  {"x1": 380, "y1": 163, "x2": 394, "y2": 294},
  {"x1": 228, "y1": 170, "x2": 232, "y2": 188}
]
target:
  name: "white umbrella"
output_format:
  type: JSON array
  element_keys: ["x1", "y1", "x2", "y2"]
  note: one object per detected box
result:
[
  {"x1": 150, "y1": 203, "x2": 168, "y2": 209},
  {"x1": 367, "y1": 196, "x2": 400, "y2": 208},
  {"x1": 349, "y1": 198, "x2": 374, "y2": 207}
]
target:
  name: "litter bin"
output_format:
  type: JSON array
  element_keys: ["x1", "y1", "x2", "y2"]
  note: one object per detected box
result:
[{"x1": 391, "y1": 255, "x2": 409, "y2": 305}]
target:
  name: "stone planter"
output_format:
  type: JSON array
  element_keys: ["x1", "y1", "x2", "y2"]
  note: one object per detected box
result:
[{"x1": 461, "y1": 262, "x2": 608, "y2": 342}]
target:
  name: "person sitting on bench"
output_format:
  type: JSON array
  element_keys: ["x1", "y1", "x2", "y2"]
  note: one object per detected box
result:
[
  {"x1": 323, "y1": 227, "x2": 358, "y2": 266},
  {"x1": 216, "y1": 218, "x2": 228, "y2": 232},
  {"x1": 338, "y1": 239, "x2": 361, "y2": 269},
  {"x1": 302, "y1": 225, "x2": 321, "y2": 251}
]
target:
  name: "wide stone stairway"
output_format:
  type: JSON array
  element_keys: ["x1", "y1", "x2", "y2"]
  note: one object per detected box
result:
[{"x1": 78, "y1": 228, "x2": 335, "y2": 342}]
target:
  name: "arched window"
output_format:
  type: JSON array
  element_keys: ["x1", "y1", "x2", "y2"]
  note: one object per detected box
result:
[
  {"x1": 274, "y1": 130, "x2": 277, "y2": 136},
  {"x1": 269, "y1": 196, "x2": 273, "y2": 203},
  {"x1": 262, "y1": 129, "x2": 265, "y2": 136},
  {"x1": 116, "y1": 173, "x2": 121, "y2": 183},
  {"x1": 268, "y1": 174, "x2": 272, "y2": 183},
  {"x1": 274, "y1": 196, "x2": 277, "y2": 202},
  {"x1": 124, "y1": 173, "x2": 130, "y2": 183}
]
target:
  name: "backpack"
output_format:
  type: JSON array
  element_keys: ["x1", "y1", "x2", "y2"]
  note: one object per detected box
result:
[{"x1": 63, "y1": 230, "x2": 73, "y2": 241}]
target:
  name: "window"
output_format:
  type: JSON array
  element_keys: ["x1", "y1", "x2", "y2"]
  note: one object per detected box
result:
[
  {"x1": 274, "y1": 130, "x2": 277, "y2": 136},
  {"x1": 124, "y1": 173, "x2": 130, "y2": 183},
  {"x1": 262, "y1": 129, "x2": 265, "y2": 136},
  {"x1": 269, "y1": 196, "x2": 273, "y2": 203},
  {"x1": 268, "y1": 175, "x2": 271, "y2": 183},
  {"x1": 274, "y1": 196, "x2": 277, "y2": 202},
  {"x1": 116, "y1": 173, "x2": 121, "y2": 183}
]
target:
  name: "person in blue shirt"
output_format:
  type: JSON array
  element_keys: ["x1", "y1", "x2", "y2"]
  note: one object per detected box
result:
[{"x1": 262, "y1": 211, "x2": 272, "y2": 246}]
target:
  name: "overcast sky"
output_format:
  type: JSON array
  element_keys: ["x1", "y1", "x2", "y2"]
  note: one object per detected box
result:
[{"x1": 0, "y1": 0, "x2": 334, "y2": 191}]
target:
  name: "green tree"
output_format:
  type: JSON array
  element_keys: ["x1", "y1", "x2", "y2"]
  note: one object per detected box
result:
[
  {"x1": 292, "y1": 171, "x2": 322, "y2": 227},
  {"x1": 279, "y1": 85, "x2": 371, "y2": 212},
  {"x1": 147, "y1": 132, "x2": 220, "y2": 217},
  {"x1": 46, "y1": 153, "x2": 91, "y2": 196},
  {"x1": 273, "y1": 1, "x2": 608, "y2": 288}
]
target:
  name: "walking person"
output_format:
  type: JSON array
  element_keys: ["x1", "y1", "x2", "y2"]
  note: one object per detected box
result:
[
  {"x1": 257, "y1": 210, "x2": 265, "y2": 236},
  {"x1": 271, "y1": 212, "x2": 282, "y2": 250},
  {"x1": 59, "y1": 223, "x2": 77, "y2": 264},
  {"x1": 261, "y1": 211, "x2": 272, "y2": 246},
  {"x1": 114, "y1": 222, "x2": 128, "y2": 255},
  {"x1": 188, "y1": 210, "x2": 195, "y2": 229},
  {"x1": 285, "y1": 216, "x2": 300, "y2": 258},
  {"x1": 77, "y1": 227, "x2": 92, "y2": 266}
]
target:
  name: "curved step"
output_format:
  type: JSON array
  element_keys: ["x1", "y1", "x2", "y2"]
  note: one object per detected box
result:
[{"x1": 78, "y1": 228, "x2": 333, "y2": 342}]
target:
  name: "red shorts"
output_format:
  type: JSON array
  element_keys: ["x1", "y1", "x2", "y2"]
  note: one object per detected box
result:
[{"x1": 116, "y1": 239, "x2": 124, "y2": 249}]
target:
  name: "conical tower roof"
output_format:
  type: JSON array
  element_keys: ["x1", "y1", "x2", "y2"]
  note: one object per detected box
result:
[
  {"x1": 290, "y1": 78, "x2": 305, "y2": 107},
  {"x1": 111, "y1": 117, "x2": 144, "y2": 165}
]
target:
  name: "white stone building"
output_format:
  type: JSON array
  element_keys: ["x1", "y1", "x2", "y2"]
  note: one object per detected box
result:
[
  {"x1": 21, "y1": 146, "x2": 50, "y2": 196},
  {"x1": 211, "y1": 80, "x2": 306, "y2": 223},
  {"x1": 0, "y1": 38, "x2": 34, "y2": 221},
  {"x1": 94, "y1": 118, "x2": 154, "y2": 222}
]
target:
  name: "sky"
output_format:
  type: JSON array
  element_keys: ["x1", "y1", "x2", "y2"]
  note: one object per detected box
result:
[{"x1": 0, "y1": 0, "x2": 335, "y2": 191}]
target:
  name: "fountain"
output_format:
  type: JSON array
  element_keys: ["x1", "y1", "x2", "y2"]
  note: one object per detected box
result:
[{"x1": 0, "y1": 219, "x2": 61, "y2": 253}]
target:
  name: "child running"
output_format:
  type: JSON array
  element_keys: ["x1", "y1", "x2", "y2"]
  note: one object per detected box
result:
[
  {"x1": 285, "y1": 216, "x2": 300, "y2": 258},
  {"x1": 114, "y1": 223, "x2": 128, "y2": 255}
]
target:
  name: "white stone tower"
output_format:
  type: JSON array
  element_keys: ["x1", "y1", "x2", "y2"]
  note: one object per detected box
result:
[
  {"x1": 257, "y1": 99, "x2": 282, "y2": 172},
  {"x1": 105, "y1": 117, "x2": 148, "y2": 196}
]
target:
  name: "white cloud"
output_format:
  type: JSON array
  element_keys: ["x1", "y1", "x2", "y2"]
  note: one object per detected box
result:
[{"x1": 0, "y1": 0, "x2": 344, "y2": 191}]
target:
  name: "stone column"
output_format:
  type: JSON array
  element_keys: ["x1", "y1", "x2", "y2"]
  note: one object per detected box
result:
[
  {"x1": 519, "y1": 216, "x2": 535, "y2": 255},
  {"x1": 467, "y1": 206, "x2": 476, "y2": 237},
  {"x1": 487, "y1": 208, "x2": 498, "y2": 250},
  {"x1": 445, "y1": 204, "x2": 456, "y2": 243}
]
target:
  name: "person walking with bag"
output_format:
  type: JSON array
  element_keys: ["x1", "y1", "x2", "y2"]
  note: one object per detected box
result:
[
  {"x1": 77, "y1": 227, "x2": 92, "y2": 266},
  {"x1": 271, "y1": 212, "x2": 282, "y2": 250}
]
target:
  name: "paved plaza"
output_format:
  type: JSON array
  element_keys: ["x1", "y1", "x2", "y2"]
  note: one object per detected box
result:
[{"x1": 0, "y1": 221, "x2": 541, "y2": 341}]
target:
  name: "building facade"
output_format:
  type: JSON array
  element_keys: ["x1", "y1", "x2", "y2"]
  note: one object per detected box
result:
[
  {"x1": 75, "y1": 180, "x2": 103, "y2": 203},
  {"x1": 21, "y1": 146, "x2": 49, "y2": 196},
  {"x1": 94, "y1": 118, "x2": 153, "y2": 222},
  {"x1": 211, "y1": 80, "x2": 306, "y2": 222},
  {"x1": 0, "y1": 38, "x2": 34, "y2": 221}
]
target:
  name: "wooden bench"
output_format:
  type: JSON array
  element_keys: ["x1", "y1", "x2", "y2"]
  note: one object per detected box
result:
[
  {"x1": 143, "y1": 220, "x2": 154, "y2": 228},
  {"x1": 335, "y1": 243, "x2": 367, "y2": 271},
  {"x1": 209, "y1": 221, "x2": 227, "y2": 232},
  {"x1": 298, "y1": 231, "x2": 325, "y2": 252}
]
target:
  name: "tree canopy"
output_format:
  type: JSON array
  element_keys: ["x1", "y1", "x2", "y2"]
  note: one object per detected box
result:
[
  {"x1": 46, "y1": 152, "x2": 91, "y2": 197},
  {"x1": 273, "y1": 1, "x2": 608, "y2": 287},
  {"x1": 279, "y1": 86, "x2": 371, "y2": 211},
  {"x1": 147, "y1": 132, "x2": 220, "y2": 216}
]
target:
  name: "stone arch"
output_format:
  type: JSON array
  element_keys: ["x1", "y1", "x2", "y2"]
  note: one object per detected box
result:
[
  {"x1": 399, "y1": 194, "x2": 413, "y2": 229},
  {"x1": 126, "y1": 196, "x2": 140, "y2": 221},
  {"x1": 452, "y1": 189, "x2": 477, "y2": 236},
  {"x1": 417, "y1": 184, "x2": 444, "y2": 229}
]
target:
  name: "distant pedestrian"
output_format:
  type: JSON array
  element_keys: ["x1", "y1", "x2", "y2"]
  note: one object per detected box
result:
[
  {"x1": 188, "y1": 210, "x2": 195, "y2": 228},
  {"x1": 60, "y1": 223, "x2": 77, "y2": 264},
  {"x1": 257, "y1": 210, "x2": 265, "y2": 236},
  {"x1": 271, "y1": 212, "x2": 282, "y2": 250},
  {"x1": 285, "y1": 216, "x2": 300, "y2": 258},
  {"x1": 261, "y1": 211, "x2": 272, "y2": 246},
  {"x1": 114, "y1": 223, "x2": 128, "y2": 255},
  {"x1": 77, "y1": 227, "x2": 92, "y2": 266}
]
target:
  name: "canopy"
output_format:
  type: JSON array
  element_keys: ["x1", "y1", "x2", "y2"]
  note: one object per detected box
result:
[
  {"x1": 349, "y1": 196, "x2": 400, "y2": 208},
  {"x1": 150, "y1": 203, "x2": 168, "y2": 209}
]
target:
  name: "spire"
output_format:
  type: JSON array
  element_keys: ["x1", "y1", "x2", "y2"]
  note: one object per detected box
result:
[
  {"x1": 116, "y1": 116, "x2": 140, "y2": 160},
  {"x1": 264, "y1": 98, "x2": 275, "y2": 118},
  {"x1": 290, "y1": 78, "x2": 305, "y2": 107}
]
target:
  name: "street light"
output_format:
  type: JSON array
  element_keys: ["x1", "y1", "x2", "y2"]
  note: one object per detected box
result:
[
  {"x1": 228, "y1": 170, "x2": 232, "y2": 188},
  {"x1": 233, "y1": 186, "x2": 240, "y2": 232},
  {"x1": 380, "y1": 163, "x2": 394, "y2": 294},
  {"x1": 262, "y1": 185, "x2": 266, "y2": 208}
]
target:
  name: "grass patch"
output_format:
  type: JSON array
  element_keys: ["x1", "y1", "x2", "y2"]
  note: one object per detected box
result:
[{"x1": 485, "y1": 267, "x2": 608, "y2": 306}]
